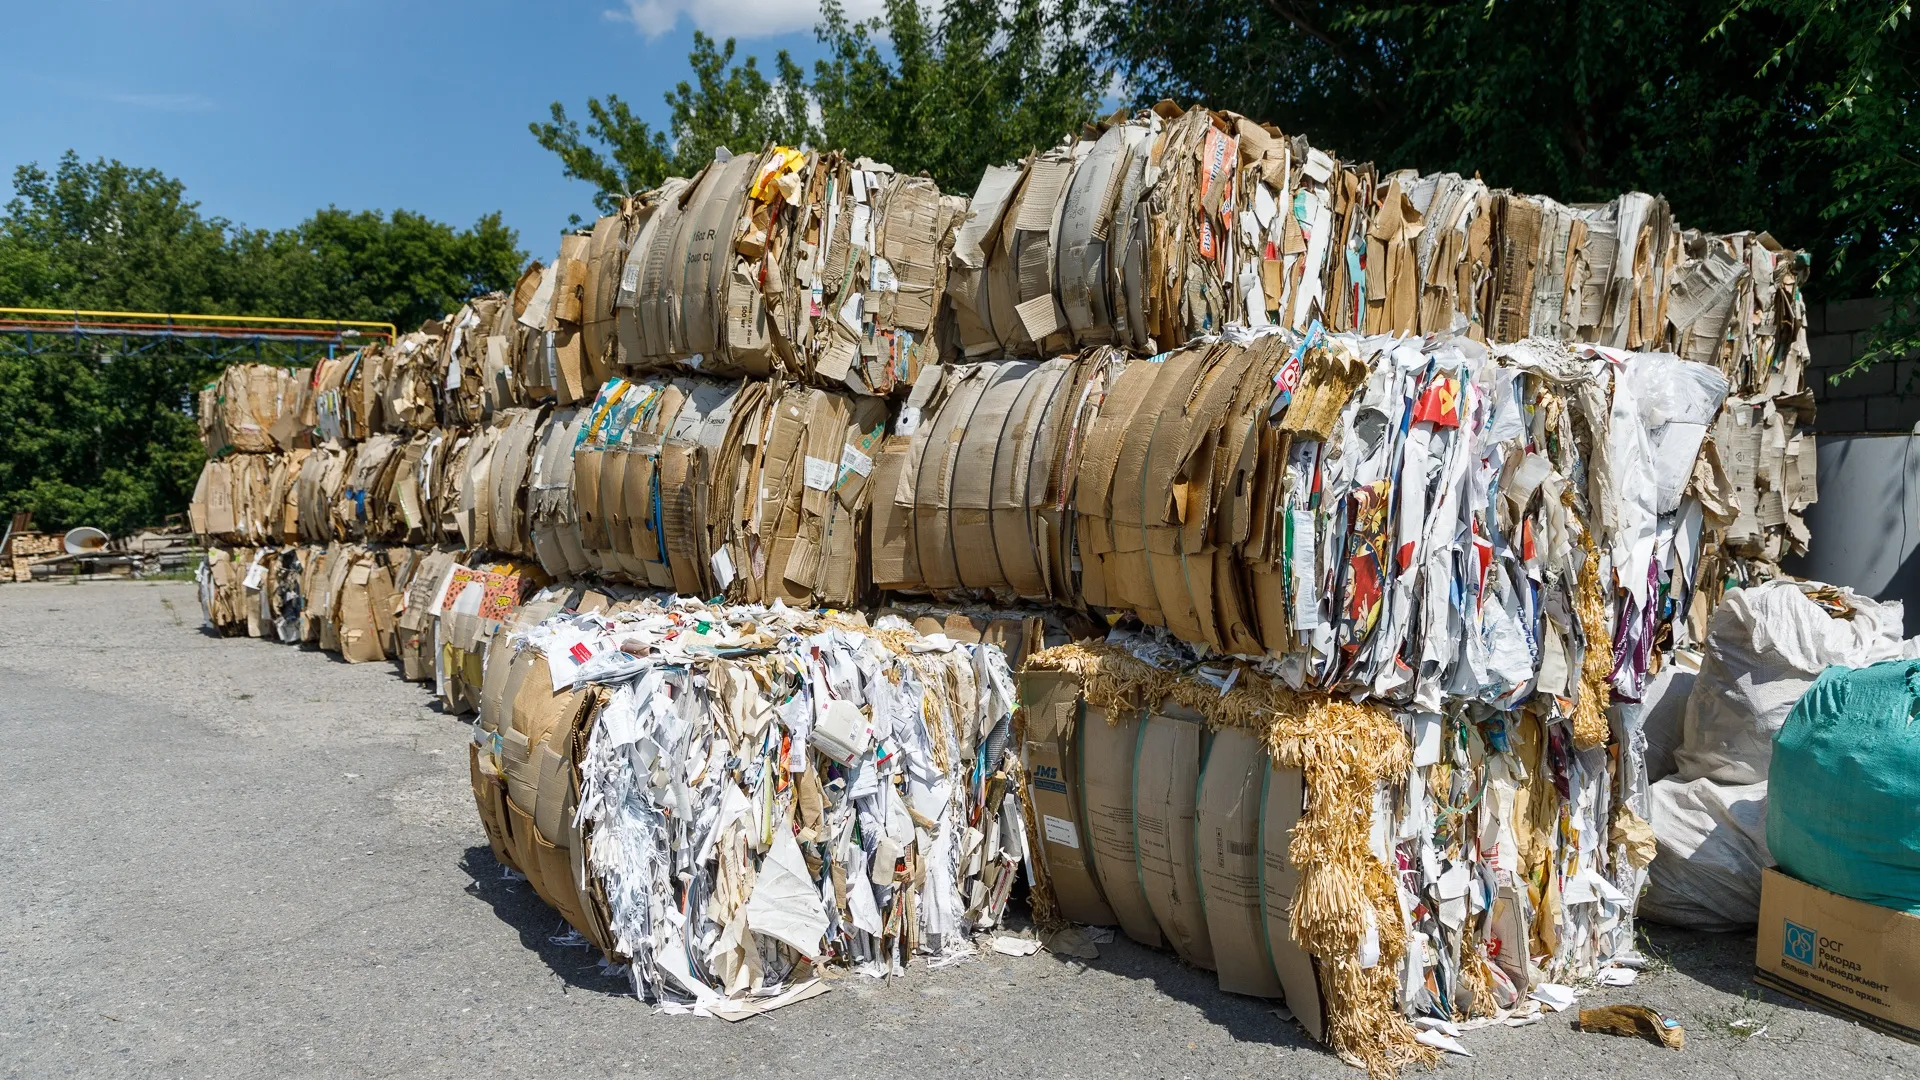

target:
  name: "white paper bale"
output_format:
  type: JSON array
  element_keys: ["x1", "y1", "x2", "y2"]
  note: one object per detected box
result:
[{"x1": 1675, "y1": 579, "x2": 1912, "y2": 786}]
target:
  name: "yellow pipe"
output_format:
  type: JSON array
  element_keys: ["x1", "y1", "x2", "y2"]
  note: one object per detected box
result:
[{"x1": 0, "y1": 306, "x2": 396, "y2": 342}]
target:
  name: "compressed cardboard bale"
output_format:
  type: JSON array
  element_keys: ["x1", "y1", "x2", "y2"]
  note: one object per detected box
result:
[
  {"x1": 865, "y1": 173, "x2": 962, "y2": 392},
  {"x1": 815, "y1": 396, "x2": 888, "y2": 607},
  {"x1": 528, "y1": 409, "x2": 591, "y2": 580},
  {"x1": 950, "y1": 360, "x2": 1034, "y2": 590},
  {"x1": 266, "y1": 448, "x2": 310, "y2": 545},
  {"x1": 335, "y1": 548, "x2": 392, "y2": 663},
  {"x1": 1139, "y1": 343, "x2": 1251, "y2": 648},
  {"x1": 397, "y1": 548, "x2": 456, "y2": 682},
  {"x1": 1072, "y1": 359, "x2": 1159, "y2": 610},
  {"x1": 1055, "y1": 124, "x2": 1126, "y2": 345},
  {"x1": 1259, "y1": 761, "x2": 1325, "y2": 1042},
  {"x1": 661, "y1": 378, "x2": 742, "y2": 598},
  {"x1": 1134, "y1": 702, "x2": 1215, "y2": 970},
  {"x1": 195, "y1": 545, "x2": 244, "y2": 633},
  {"x1": 581, "y1": 213, "x2": 625, "y2": 375},
  {"x1": 238, "y1": 547, "x2": 269, "y2": 638},
  {"x1": 189, "y1": 459, "x2": 235, "y2": 542},
  {"x1": 1197, "y1": 726, "x2": 1283, "y2": 997},
  {"x1": 1022, "y1": 671, "x2": 1118, "y2": 927},
  {"x1": 629, "y1": 178, "x2": 693, "y2": 369},
  {"x1": 256, "y1": 546, "x2": 306, "y2": 643},
  {"x1": 1080, "y1": 705, "x2": 1164, "y2": 949},
  {"x1": 488, "y1": 409, "x2": 543, "y2": 558},
  {"x1": 440, "y1": 294, "x2": 523, "y2": 425},
  {"x1": 199, "y1": 362, "x2": 309, "y2": 454},
  {"x1": 869, "y1": 437, "x2": 919, "y2": 590},
  {"x1": 709, "y1": 381, "x2": 771, "y2": 602},
  {"x1": 1108, "y1": 353, "x2": 1209, "y2": 625},
  {"x1": 988, "y1": 357, "x2": 1074, "y2": 600},
  {"x1": 911, "y1": 363, "x2": 1015, "y2": 591},
  {"x1": 948, "y1": 163, "x2": 1023, "y2": 357},
  {"x1": 316, "y1": 541, "x2": 355, "y2": 652}
]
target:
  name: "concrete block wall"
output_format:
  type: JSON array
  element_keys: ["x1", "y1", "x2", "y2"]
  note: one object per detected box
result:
[{"x1": 1804, "y1": 298, "x2": 1920, "y2": 433}]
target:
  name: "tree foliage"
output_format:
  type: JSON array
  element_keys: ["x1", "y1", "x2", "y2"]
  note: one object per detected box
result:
[
  {"x1": 1095, "y1": 0, "x2": 1918, "y2": 356},
  {"x1": 533, "y1": 0, "x2": 1105, "y2": 204},
  {"x1": 531, "y1": 33, "x2": 814, "y2": 214},
  {"x1": 808, "y1": 0, "x2": 1107, "y2": 193},
  {"x1": 0, "y1": 153, "x2": 524, "y2": 534}
]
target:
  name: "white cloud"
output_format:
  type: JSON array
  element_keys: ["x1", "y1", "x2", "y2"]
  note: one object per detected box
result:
[
  {"x1": 604, "y1": 0, "x2": 886, "y2": 40},
  {"x1": 101, "y1": 92, "x2": 214, "y2": 112}
]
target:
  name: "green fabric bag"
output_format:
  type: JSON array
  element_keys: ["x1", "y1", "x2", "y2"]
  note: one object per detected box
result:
[{"x1": 1768, "y1": 658, "x2": 1920, "y2": 913}]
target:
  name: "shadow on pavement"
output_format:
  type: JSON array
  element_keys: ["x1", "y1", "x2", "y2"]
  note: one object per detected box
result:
[
  {"x1": 1031, "y1": 930, "x2": 1320, "y2": 1051},
  {"x1": 1641, "y1": 922, "x2": 1827, "y2": 1014},
  {"x1": 458, "y1": 844, "x2": 631, "y2": 997}
]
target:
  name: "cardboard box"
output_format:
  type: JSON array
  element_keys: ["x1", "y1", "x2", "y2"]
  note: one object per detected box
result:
[{"x1": 1755, "y1": 866, "x2": 1920, "y2": 1042}]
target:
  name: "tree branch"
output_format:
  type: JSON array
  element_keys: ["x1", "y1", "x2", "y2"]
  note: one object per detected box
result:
[{"x1": 1257, "y1": 0, "x2": 1394, "y2": 118}]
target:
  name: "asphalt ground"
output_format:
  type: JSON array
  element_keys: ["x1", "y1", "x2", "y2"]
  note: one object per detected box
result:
[{"x1": 4, "y1": 579, "x2": 1917, "y2": 1079}]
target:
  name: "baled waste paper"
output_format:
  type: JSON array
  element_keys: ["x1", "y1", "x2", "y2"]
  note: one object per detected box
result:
[
  {"x1": 180, "y1": 98, "x2": 1830, "y2": 1075},
  {"x1": 187, "y1": 335, "x2": 1779, "y2": 1070},
  {"x1": 466, "y1": 595, "x2": 1026, "y2": 1010},
  {"x1": 198, "y1": 363, "x2": 309, "y2": 455}
]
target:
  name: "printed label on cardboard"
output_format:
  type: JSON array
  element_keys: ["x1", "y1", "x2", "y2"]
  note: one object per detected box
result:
[
  {"x1": 1043, "y1": 814, "x2": 1080, "y2": 849},
  {"x1": 803, "y1": 456, "x2": 838, "y2": 491},
  {"x1": 840, "y1": 443, "x2": 874, "y2": 477}
]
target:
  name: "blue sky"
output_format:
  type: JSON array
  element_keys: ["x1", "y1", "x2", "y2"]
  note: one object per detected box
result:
[{"x1": 1, "y1": 0, "x2": 883, "y2": 259}]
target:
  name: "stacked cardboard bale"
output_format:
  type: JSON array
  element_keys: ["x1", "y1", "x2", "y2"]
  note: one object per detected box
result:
[
  {"x1": 994, "y1": 330, "x2": 1730, "y2": 1071},
  {"x1": 944, "y1": 104, "x2": 1809, "y2": 589},
  {"x1": 503, "y1": 106, "x2": 1809, "y2": 585},
  {"x1": 184, "y1": 99, "x2": 1822, "y2": 1074},
  {"x1": 190, "y1": 364, "x2": 312, "y2": 638}
]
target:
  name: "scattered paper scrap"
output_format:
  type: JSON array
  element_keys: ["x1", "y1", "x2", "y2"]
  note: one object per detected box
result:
[
  {"x1": 992, "y1": 936, "x2": 1042, "y2": 957},
  {"x1": 1578, "y1": 1004, "x2": 1684, "y2": 1050},
  {"x1": 1415, "y1": 1029, "x2": 1473, "y2": 1057},
  {"x1": 1531, "y1": 983, "x2": 1578, "y2": 1012},
  {"x1": 711, "y1": 979, "x2": 831, "y2": 1022},
  {"x1": 1042, "y1": 927, "x2": 1099, "y2": 959}
]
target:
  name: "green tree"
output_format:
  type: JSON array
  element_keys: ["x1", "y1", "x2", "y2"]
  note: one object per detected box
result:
[
  {"x1": 531, "y1": 32, "x2": 814, "y2": 215},
  {"x1": 1093, "y1": 0, "x2": 1917, "y2": 360},
  {"x1": 1720, "y1": 0, "x2": 1918, "y2": 370},
  {"x1": 0, "y1": 153, "x2": 525, "y2": 534},
  {"x1": 808, "y1": 0, "x2": 1105, "y2": 192},
  {"x1": 0, "y1": 154, "x2": 248, "y2": 313},
  {"x1": 534, "y1": 0, "x2": 1106, "y2": 207},
  {"x1": 249, "y1": 207, "x2": 524, "y2": 332}
]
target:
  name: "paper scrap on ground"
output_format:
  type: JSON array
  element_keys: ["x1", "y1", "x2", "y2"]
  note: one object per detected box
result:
[
  {"x1": 992, "y1": 936, "x2": 1042, "y2": 957},
  {"x1": 1415, "y1": 1029, "x2": 1472, "y2": 1056}
]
